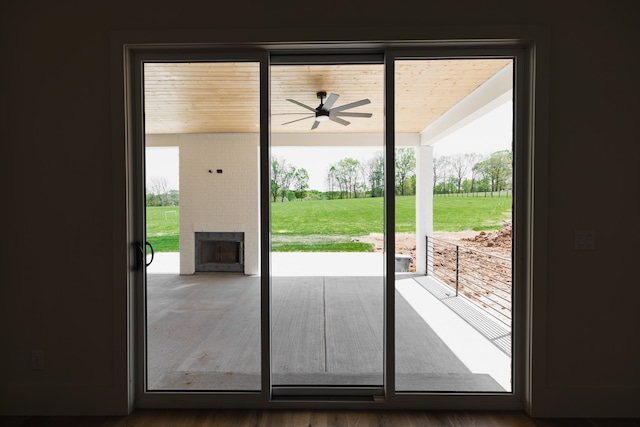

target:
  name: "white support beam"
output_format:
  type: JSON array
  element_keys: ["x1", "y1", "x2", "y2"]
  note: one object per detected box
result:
[
  {"x1": 420, "y1": 63, "x2": 513, "y2": 146},
  {"x1": 415, "y1": 144, "x2": 434, "y2": 275},
  {"x1": 271, "y1": 133, "x2": 419, "y2": 147}
]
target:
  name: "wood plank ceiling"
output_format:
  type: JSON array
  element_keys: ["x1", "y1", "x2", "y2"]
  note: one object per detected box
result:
[{"x1": 143, "y1": 59, "x2": 511, "y2": 135}]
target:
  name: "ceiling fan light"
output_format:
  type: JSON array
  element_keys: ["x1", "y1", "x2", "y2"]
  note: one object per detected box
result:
[{"x1": 316, "y1": 115, "x2": 330, "y2": 122}]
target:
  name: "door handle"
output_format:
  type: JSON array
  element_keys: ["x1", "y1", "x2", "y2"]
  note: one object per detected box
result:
[
  {"x1": 145, "y1": 241, "x2": 154, "y2": 267},
  {"x1": 134, "y1": 242, "x2": 144, "y2": 270},
  {"x1": 134, "y1": 241, "x2": 155, "y2": 270}
]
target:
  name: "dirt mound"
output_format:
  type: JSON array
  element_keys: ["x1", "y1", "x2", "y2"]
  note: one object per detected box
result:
[
  {"x1": 357, "y1": 222, "x2": 512, "y2": 272},
  {"x1": 459, "y1": 221, "x2": 512, "y2": 257}
]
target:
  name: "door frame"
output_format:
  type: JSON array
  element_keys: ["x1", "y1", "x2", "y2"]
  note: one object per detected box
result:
[{"x1": 120, "y1": 41, "x2": 537, "y2": 410}]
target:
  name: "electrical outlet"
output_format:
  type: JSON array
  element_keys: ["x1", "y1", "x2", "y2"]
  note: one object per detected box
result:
[
  {"x1": 32, "y1": 350, "x2": 44, "y2": 370},
  {"x1": 574, "y1": 229, "x2": 595, "y2": 250}
]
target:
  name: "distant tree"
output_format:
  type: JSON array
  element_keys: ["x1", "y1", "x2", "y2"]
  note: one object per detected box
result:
[
  {"x1": 446, "y1": 176, "x2": 459, "y2": 193},
  {"x1": 475, "y1": 150, "x2": 512, "y2": 194},
  {"x1": 433, "y1": 155, "x2": 449, "y2": 194},
  {"x1": 279, "y1": 166, "x2": 295, "y2": 202},
  {"x1": 326, "y1": 165, "x2": 337, "y2": 200},
  {"x1": 347, "y1": 158, "x2": 362, "y2": 198},
  {"x1": 405, "y1": 175, "x2": 416, "y2": 195},
  {"x1": 146, "y1": 193, "x2": 159, "y2": 206},
  {"x1": 167, "y1": 189, "x2": 180, "y2": 206},
  {"x1": 449, "y1": 153, "x2": 472, "y2": 193},
  {"x1": 461, "y1": 178, "x2": 473, "y2": 193},
  {"x1": 271, "y1": 157, "x2": 295, "y2": 202},
  {"x1": 308, "y1": 190, "x2": 324, "y2": 200},
  {"x1": 433, "y1": 181, "x2": 448, "y2": 194},
  {"x1": 365, "y1": 151, "x2": 384, "y2": 197},
  {"x1": 292, "y1": 168, "x2": 309, "y2": 200},
  {"x1": 395, "y1": 148, "x2": 416, "y2": 195},
  {"x1": 148, "y1": 176, "x2": 171, "y2": 206},
  {"x1": 271, "y1": 158, "x2": 284, "y2": 202},
  {"x1": 467, "y1": 153, "x2": 484, "y2": 193},
  {"x1": 328, "y1": 158, "x2": 362, "y2": 198}
]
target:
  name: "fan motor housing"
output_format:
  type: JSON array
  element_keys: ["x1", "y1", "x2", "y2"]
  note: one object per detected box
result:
[{"x1": 315, "y1": 110, "x2": 330, "y2": 121}]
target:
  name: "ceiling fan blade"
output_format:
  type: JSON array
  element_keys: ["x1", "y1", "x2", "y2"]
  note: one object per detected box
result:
[
  {"x1": 272, "y1": 112, "x2": 314, "y2": 115},
  {"x1": 329, "y1": 116, "x2": 351, "y2": 126},
  {"x1": 286, "y1": 98, "x2": 317, "y2": 112},
  {"x1": 311, "y1": 120, "x2": 320, "y2": 130},
  {"x1": 331, "y1": 98, "x2": 371, "y2": 112},
  {"x1": 320, "y1": 93, "x2": 339, "y2": 111},
  {"x1": 332, "y1": 112, "x2": 372, "y2": 118},
  {"x1": 282, "y1": 115, "x2": 314, "y2": 125}
]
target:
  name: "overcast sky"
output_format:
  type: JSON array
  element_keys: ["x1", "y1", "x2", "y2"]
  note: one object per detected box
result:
[{"x1": 146, "y1": 100, "x2": 512, "y2": 192}]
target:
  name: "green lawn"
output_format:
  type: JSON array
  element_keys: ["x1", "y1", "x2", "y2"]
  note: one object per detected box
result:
[
  {"x1": 145, "y1": 207, "x2": 180, "y2": 252},
  {"x1": 146, "y1": 195, "x2": 511, "y2": 252},
  {"x1": 432, "y1": 195, "x2": 512, "y2": 232}
]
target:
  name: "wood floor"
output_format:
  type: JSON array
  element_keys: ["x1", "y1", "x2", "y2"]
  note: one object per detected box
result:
[{"x1": 2, "y1": 410, "x2": 639, "y2": 427}]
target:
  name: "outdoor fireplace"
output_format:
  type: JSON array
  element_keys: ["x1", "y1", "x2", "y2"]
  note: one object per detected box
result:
[{"x1": 195, "y1": 232, "x2": 244, "y2": 272}]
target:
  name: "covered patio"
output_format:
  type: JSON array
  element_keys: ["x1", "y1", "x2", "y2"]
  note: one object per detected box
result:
[
  {"x1": 142, "y1": 57, "x2": 514, "y2": 395},
  {"x1": 145, "y1": 254, "x2": 511, "y2": 393},
  {"x1": 144, "y1": 58, "x2": 514, "y2": 276}
]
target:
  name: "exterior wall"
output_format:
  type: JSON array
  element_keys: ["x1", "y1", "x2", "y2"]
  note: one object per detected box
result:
[
  {"x1": 146, "y1": 132, "x2": 418, "y2": 276},
  {"x1": 147, "y1": 133, "x2": 260, "y2": 275},
  {"x1": 179, "y1": 134, "x2": 260, "y2": 275}
]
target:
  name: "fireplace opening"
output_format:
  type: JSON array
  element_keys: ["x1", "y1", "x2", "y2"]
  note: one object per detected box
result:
[{"x1": 195, "y1": 232, "x2": 244, "y2": 272}]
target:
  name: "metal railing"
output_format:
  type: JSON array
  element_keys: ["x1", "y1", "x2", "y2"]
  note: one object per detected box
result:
[{"x1": 426, "y1": 236, "x2": 512, "y2": 325}]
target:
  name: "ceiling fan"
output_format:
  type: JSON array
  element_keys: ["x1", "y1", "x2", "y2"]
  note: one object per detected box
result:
[{"x1": 282, "y1": 91, "x2": 372, "y2": 129}]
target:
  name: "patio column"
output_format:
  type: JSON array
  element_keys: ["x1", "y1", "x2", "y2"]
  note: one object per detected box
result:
[{"x1": 415, "y1": 143, "x2": 433, "y2": 275}]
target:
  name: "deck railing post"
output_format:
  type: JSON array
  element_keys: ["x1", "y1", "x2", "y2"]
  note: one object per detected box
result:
[
  {"x1": 455, "y1": 245, "x2": 459, "y2": 296},
  {"x1": 425, "y1": 235, "x2": 429, "y2": 276}
]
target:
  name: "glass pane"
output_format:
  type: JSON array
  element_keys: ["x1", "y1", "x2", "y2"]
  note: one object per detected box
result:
[
  {"x1": 270, "y1": 63, "x2": 385, "y2": 388},
  {"x1": 144, "y1": 62, "x2": 262, "y2": 391},
  {"x1": 394, "y1": 58, "x2": 514, "y2": 393}
]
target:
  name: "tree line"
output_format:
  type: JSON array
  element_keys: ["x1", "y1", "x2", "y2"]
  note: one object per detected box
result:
[
  {"x1": 271, "y1": 148, "x2": 417, "y2": 202},
  {"x1": 433, "y1": 150, "x2": 512, "y2": 195},
  {"x1": 146, "y1": 148, "x2": 513, "y2": 205},
  {"x1": 146, "y1": 176, "x2": 179, "y2": 206},
  {"x1": 273, "y1": 148, "x2": 512, "y2": 201}
]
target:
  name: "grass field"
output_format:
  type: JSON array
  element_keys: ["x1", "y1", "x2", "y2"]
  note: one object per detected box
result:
[
  {"x1": 146, "y1": 195, "x2": 511, "y2": 252},
  {"x1": 145, "y1": 207, "x2": 180, "y2": 252},
  {"x1": 432, "y1": 196, "x2": 512, "y2": 232}
]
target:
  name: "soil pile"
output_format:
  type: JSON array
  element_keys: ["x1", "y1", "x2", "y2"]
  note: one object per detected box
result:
[
  {"x1": 459, "y1": 221, "x2": 512, "y2": 258},
  {"x1": 358, "y1": 221, "x2": 512, "y2": 270},
  {"x1": 358, "y1": 225, "x2": 513, "y2": 323}
]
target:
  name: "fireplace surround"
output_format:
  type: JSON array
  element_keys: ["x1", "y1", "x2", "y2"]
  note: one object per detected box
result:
[{"x1": 195, "y1": 232, "x2": 244, "y2": 272}]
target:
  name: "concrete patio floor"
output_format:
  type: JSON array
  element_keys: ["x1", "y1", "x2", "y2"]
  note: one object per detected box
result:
[{"x1": 145, "y1": 252, "x2": 511, "y2": 392}]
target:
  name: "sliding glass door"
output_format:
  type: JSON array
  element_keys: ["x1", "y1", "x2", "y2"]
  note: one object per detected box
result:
[
  {"x1": 137, "y1": 56, "x2": 267, "y2": 397},
  {"x1": 392, "y1": 57, "x2": 514, "y2": 393},
  {"x1": 269, "y1": 60, "x2": 385, "y2": 393},
  {"x1": 132, "y1": 46, "x2": 524, "y2": 407}
]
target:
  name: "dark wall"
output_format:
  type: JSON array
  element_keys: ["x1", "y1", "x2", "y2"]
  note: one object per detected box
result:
[{"x1": 1, "y1": 0, "x2": 638, "y2": 416}]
